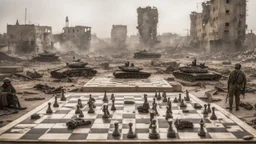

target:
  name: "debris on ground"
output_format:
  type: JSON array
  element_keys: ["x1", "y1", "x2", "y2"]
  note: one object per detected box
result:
[
  {"x1": 24, "y1": 97, "x2": 46, "y2": 101},
  {"x1": 26, "y1": 69, "x2": 43, "y2": 79},
  {"x1": 0, "y1": 109, "x2": 18, "y2": 117},
  {"x1": 53, "y1": 77, "x2": 73, "y2": 82},
  {"x1": 240, "y1": 101, "x2": 254, "y2": 110},
  {"x1": 100, "y1": 62, "x2": 110, "y2": 70},
  {"x1": 33, "y1": 84, "x2": 62, "y2": 94}
]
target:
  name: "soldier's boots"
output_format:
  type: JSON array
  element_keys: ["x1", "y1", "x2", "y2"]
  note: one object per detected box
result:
[{"x1": 236, "y1": 107, "x2": 239, "y2": 111}]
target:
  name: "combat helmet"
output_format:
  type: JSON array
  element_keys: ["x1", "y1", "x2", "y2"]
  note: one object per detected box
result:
[
  {"x1": 3, "y1": 77, "x2": 11, "y2": 83},
  {"x1": 235, "y1": 63, "x2": 241, "y2": 69}
]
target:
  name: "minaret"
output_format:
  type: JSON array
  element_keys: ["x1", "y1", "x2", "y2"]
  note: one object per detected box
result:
[{"x1": 65, "y1": 16, "x2": 69, "y2": 27}]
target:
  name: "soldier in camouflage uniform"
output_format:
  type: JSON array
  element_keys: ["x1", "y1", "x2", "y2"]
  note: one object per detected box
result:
[
  {"x1": 0, "y1": 77, "x2": 26, "y2": 110},
  {"x1": 227, "y1": 63, "x2": 246, "y2": 111}
]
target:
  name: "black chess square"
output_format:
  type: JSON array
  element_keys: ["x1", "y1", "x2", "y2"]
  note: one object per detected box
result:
[{"x1": 69, "y1": 134, "x2": 88, "y2": 140}]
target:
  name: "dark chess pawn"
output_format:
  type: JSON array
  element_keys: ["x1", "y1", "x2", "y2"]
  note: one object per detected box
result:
[
  {"x1": 143, "y1": 94, "x2": 150, "y2": 110},
  {"x1": 60, "y1": 89, "x2": 66, "y2": 101},
  {"x1": 111, "y1": 93, "x2": 115, "y2": 101},
  {"x1": 111, "y1": 99, "x2": 116, "y2": 111},
  {"x1": 53, "y1": 96, "x2": 59, "y2": 108},
  {"x1": 79, "y1": 110, "x2": 84, "y2": 118},
  {"x1": 75, "y1": 105, "x2": 81, "y2": 114},
  {"x1": 88, "y1": 102, "x2": 95, "y2": 114},
  {"x1": 149, "y1": 125, "x2": 159, "y2": 139},
  {"x1": 155, "y1": 91, "x2": 158, "y2": 98},
  {"x1": 153, "y1": 103, "x2": 159, "y2": 115},
  {"x1": 207, "y1": 103, "x2": 211, "y2": 113},
  {"x1": 184, "y1": 90, "x2": 190, "y2": 102},
  {"x1": 157, "y1": 91, "x2": 161, "y2": 100},
  {"x1": 102, "y1": 90, "x2": 108, "y2": 103},
  {"x1": 162, "y1": 92, "x2": 167, "y2": 102},
  {"x1": 198, "y1": 119, "x2": 206, "y2": 136},
  {"x1": 127, "y1": 123, "x2": 137, "y2": 138},
  {"x1": 173, "y1": 97, "x2": 178, "y2": 103},
  {"x1": 178, "y1": 94, "x2": 182, "y2": 102},
  {"x1": 180, "y1": 99, "x2": 187, "y2": 108},
  {"x1": 46, "y1": 102, "x2": 53, "y2": 114},
  {"x1": 210, "y1": 107, "x2": 217, "y2": 120},
  {"x1": 165, "y1": 106, "x2": 173, "y2": 120},
  {"x1": 149, "y1": 119, "x2": 157, "y2": 129},
  {"x1": 112, "y1": 122, "x2": 121, "y2": 137},
  {"x1": 77, "y1": 99, "x2": 83, "y2": 108},
  {"x1": 102, "y1": 105, "x2": 110, "y2": 119},
  {"x1": 167, "y1": 120, "x2": 176, "y2": 138},
  {"x1": 202, "y1": 104, "x2": 208, "y2": 115}
]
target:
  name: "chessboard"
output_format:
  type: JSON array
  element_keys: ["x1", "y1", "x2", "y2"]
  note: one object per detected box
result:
[
  {"x1": 0, "y1": 91, "x2": 255, "y2": 143},
  {"x1": 82, "y1": 77, "x2": 178, "y2": 92}
]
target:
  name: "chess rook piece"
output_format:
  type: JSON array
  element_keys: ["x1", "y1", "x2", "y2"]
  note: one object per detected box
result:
[
  {"x1": 167, "y1": 120, "x2": 176, "y2": 138},
  {"x1": 202, "y1": 104, "x2": 208, "y2": 115},
  {"x1": 210, "y1": 107, "x2": 217, "y2": 120},
  {"x1": 111, "y1": 93, "x2": 115, "y2": 101},
  {"x1": 79, "y1": 110, "x2": 84, "y2": 118},
  {"x1": 178, "y1": 94, "x2": 182, "y2": 102},
  {"x1": 102, "y1": 90, "x2": 108, "y2": 103},
  {"x1": 53, "y1": 96, "x2": 59, "y2": 108},
  {"x1": 88, "y1": 102, "x2": 95, "y2": 114},
  {"x1": 207, "y1": 103, "x2": 211, "y2": 113},
  {"x1": 127, "y1": 123, "x2": 137, "y2": 138},
  {"x1": 60, "y1": 89, "x2": 66, "y2": 101},
  {"x1": 149, "y1": 125, "x2": 159, "y2": 139},
  {"x1": 173, "y1": 97, "x2": 178, "y2": 103},
  {"x1": 180, "y1": 99, "x2": 187, "y2": 107},
  {"x1": 78, "y1": 99, "x2": 83, "y2": 108},
  {"x1": 111, "y1": 99, "x2": 116, "y2": 111},
  {"x1": 46, "y1": 102, "x2": 53, "y2": 114},
  {"x1": 75, "y1": 105, "x2": 81, "y2": 114},
  {"x1": 157, "y1": 91, "x2": 161, "y2": 100},
  {"x1": 198, "y1": 119, "x2": 206, "y2": 136},
  {"x1": 112, "y1": 122, "x2": 121, "y2": 137}
]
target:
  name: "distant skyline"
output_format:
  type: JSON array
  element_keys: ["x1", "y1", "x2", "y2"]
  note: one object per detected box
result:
[{"x1": 0, "y1": 0, "x2": 255, "y2": 38}]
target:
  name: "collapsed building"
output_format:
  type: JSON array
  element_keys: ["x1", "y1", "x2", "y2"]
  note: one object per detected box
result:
[
  {"x1": 190, "y1": 0, "x2": 247, "y2": 53},
  {"x1": 111, "y1": 25, "x2": 127, "y2": 49},
  {"x1": 7, "y1": 20, "x2": 53, "y2": 53},
  {"x1": 56, "y1": 16, "x2": 91, "y2": 52},
  {"x1": 137, "y1": 6, "x2": 159, "y2": 48},
  {"x1": 0, "y1": 33, "x2": 7, "y2": 48},
  {"x1": 244, "y1": 30, "x2": 256, "y2": 50}
]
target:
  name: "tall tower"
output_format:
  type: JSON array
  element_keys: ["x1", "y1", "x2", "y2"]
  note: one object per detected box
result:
[{"x1": 65, "y1": 16, "x2": 69, "y2": 27}]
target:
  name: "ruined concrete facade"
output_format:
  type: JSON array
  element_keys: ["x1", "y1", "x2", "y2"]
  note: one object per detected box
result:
[
  {"x1": 7, "y1": 20, "x2": 52, "y2": 53},
  {"x1": 137, "y1": 6, "x2": 158, "y2": 48},
  {"x1": 111, "y1": 25, "x2": 127, "y2": 48},
  {"x1": 190, "y1": 0, "x2": 247, "y2": 53}
]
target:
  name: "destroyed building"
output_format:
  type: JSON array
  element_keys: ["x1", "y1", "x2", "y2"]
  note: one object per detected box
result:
[
  {"x1": 137, "y1": 6, "x2": 159, "y2": 48},
  {"x1": 59, "y1": 16, "x2": 91, "y2": 51},
  {"x1": 190, "y1": 0, "x2": 247, "y2": 53},
  {"x1": 111, "y1": 25, "x2": 127, "y2": 49},
  {"x1": 7, "y1": 20, "x2": 53, "y2": 53},
  {"x1": 244, "y1": 30, "x2": 256, "y2": 50}
]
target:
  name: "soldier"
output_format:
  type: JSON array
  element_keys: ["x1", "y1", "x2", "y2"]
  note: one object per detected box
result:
[
  {"x1": 227, "y1": 63, "x2": 246, "y2": 111},
  {"x1": 0, "y1": 77, "x2": 26, "y2": 110}
]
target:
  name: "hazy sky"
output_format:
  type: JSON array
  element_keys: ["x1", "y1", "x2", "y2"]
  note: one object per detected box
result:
[{"x1": 0, "y1": 0, "x2": 255, "y2": 38}]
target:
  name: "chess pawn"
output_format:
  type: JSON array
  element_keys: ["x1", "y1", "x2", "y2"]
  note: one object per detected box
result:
[
  {"x1": 210, "y1": 107, "x2": 217, "y2": 120},
  {"x1": 149, "y1": 125, "x2": 159, "y2": 139},
  {"x1": 111, "y1": 99, "x2": 116, "y2": 111},
  {"x1": 127, "y1": 123, "x2": 137, "y2": 138},
  {"x1": 78, "y1": 99, "x2": 83, "y2": 108},
  {"x1": 53, "y1": 96, "x2": 59, "y2": 108},
  {"x1": 207, "y1": 103, "x2": 211, "y2": 113},
  {"x1": 167, "y1": 120, "x2": 176, "y2": 138},
  {"x1": 75, "y1": 105, "x2": 81, "y2": 114},
  {"x1": 173, "y1": 97, "x2": 178, "y2": 103},
  {"x1": 112, "y1": 122, "x2": 121, "y2": 137},
  {"x1": 79, "y1": 110, "x2": 84, "y2": 118},
  {"x1": 88, "y1": 102, "x2": 95, "y2": 114},
  {"x1": 60, "y1": 89, "x2": 66, "y2": 101},
  {"x1": 102, "y1": 90, "x2": 108, "y2": 103},
  {"x1": 46, "y1": 102, "x2": 53, "y2": 114},
  {"x1": 202, "y1": 104, "x2": 208, "y2": 115},
  {"x1": 198, "y1": 119, "x2": 206, "y2": 136},
  {"x1": 180, "y1": 99, "x2": 187, "y2": 107},
  {"x1": 178, "y1": 94, "x2": 182, "y2": 102}
]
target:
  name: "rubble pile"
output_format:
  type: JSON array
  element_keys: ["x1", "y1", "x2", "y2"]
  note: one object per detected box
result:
[
  {"x1": 33, "y1": 84, "x2": 62, "y2": 94},
  {"x1": 237, "y1": 49, "x2": 256, "y2": 62},
  {"x1": 0, "y1": 52, "x2": 23, "y2": 62}
]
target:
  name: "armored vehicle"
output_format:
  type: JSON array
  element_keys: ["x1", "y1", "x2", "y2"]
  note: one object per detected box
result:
[
  {"x1": 113, "y1": 62, "x2": 151, "y2": 79},
  {"x1": 173, "y1": 59, "x2": 222, "y2": 81},
  {"x1": 50, "y1": 59, "x2": 97, "y2": 79},
  {"x1": 133, "y1": 50, "x2": 161, "y2": 59},
  {"x1": 32, "y1": 50, "x2": 60, "y2": 62}
]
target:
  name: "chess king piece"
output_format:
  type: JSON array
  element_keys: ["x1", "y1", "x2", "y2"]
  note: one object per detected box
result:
[
  {"x1": 184, "y1": 90, "x2": 190, "y2": 101},
  {"x1": 111, "y1": 99, "x2": 116, "y2": 111},
  {"x1": 127, "y1": 123, "x2": 137, "y2": 138},
  {"x1": 207, "y1": 103, "x2": 211, "y2": 113},
  {"x1": 112, "y1": 122, "x2": 121, "y2": 137},
  {"x1": 78, "y1": 99, "x2": 83, "y2": 108},
  {"x1": 79, "y1": 110, "x2": 84, "y2": 118},
  {"x1": 167, "y1": 120, "x2": 176, "y2": 138},
  {"x1": 173, "y1": 97, "x2": 178, "y2": 103},
  {"x1": 60, "y1": 89, "x2": 66, "y2": 101},
  {"x1": 198, "y1": 119, "x2": 206, "y2": 136},
  {"x1": 149, "y1": 125, "x2": 159, "y2": 139},
  {"x1": 210, "y1": 107, "x2": 217, "y2": 120},
  {"x1": 202, "y1": 104, "x2": 208, "y2": 115},
  {"x1": 103, "y1": 90, "x2": 108, "y2": 103},
  {"x1": 157, "y1": 91, "x2": 161, "y2": 100},
  {"x1": 75, "y1": 105, "x2": 81, "y2": 114},
  {"x1": 53, "y1": 95, "x2": 59, "y2": 108},
  {"x1": 46, "y1": 102, "x2": 53, "y2": 114}
]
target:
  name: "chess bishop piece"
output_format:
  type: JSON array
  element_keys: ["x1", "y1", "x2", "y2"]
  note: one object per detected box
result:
[
  {"x1": 112, "y1": 122, "x2": 121, "y2": 137},
  {"x1": 198, "y1": 119, "x2": 206, "y2": 136},
  {"x1": 127, "y1": 123, "x2": 137, "y2": 138},
  {"x1": 207, "y1": 103, "x2": 211, "y2": 113},
  {"x1": 167, "y1": 120, "x2": 176, "y2": 138},
  {"x1": 46, "y1": 102, "x2": 53, "y2": 114},
  {"x1": 53, "y1": 96, "x2": 59, "y2": 108}
]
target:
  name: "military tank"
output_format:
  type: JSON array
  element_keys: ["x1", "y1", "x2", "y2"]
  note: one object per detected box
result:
[
  {"x1": 50, "y1": 59, "x2": 97, "y2": 79},
  {"x1": 173, "y1": 59, "x2": 222, "y2": 82},
  {"x1": 32, "y1": 50, "x2": 60, "y2": 62},
  {"x1": 113, "y1": 62, "x2": 151, "y2": 79},
  {"x1": 133, "y1": 50, "x2": 161, "y2": 59}
]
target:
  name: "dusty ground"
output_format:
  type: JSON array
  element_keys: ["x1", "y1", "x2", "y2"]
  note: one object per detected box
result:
[{"x1": 0, "y1": 56, "x2": 255, "y2": 129}]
